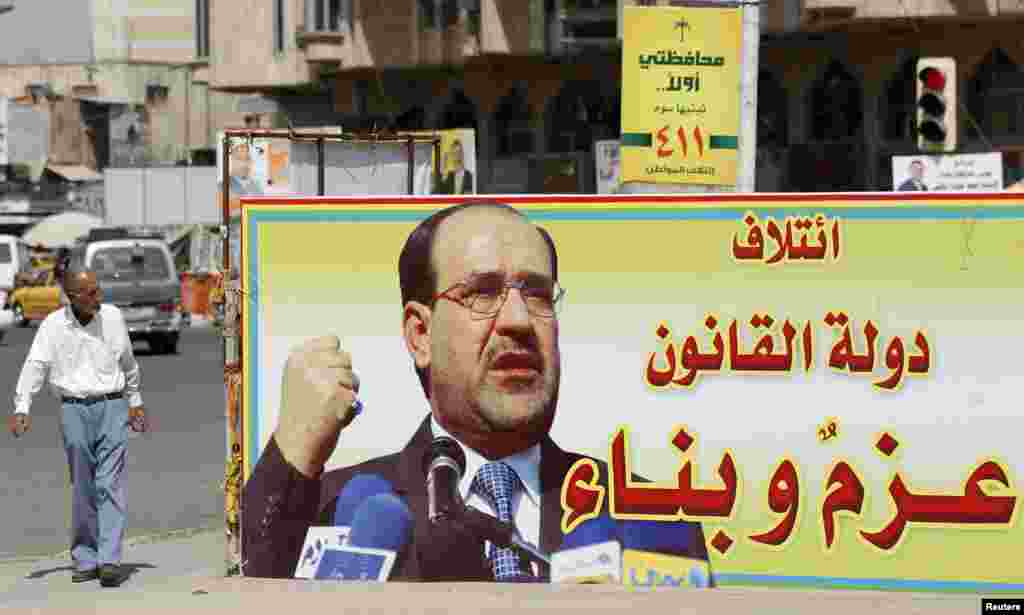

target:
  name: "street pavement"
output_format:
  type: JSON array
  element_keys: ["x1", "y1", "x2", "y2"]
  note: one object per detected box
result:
[
  {"x1": 0, "y1": 320, "x2": 227, "y2": 560},
  {"x1": 0, "y1": 527, "x2": 226, "y2": 609},
  {"x1": 0, "y1": 543, "x2": 986, "y2": 615}
]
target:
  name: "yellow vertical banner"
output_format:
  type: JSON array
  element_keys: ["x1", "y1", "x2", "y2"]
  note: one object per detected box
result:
[
  {"x1": 620, "y1": 6, "x2": 742, "y2": 186},
  {"x1": 405, "y1": 128, "x2": 477, "y2": 194},
  {"x1": 436, "y1": 129, "x2": 477, "y2": 195}
]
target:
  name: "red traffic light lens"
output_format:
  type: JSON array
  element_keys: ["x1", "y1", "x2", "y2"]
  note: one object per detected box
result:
[{"x1": 919, "y1": 67, "x2": 946, "y2": 91}]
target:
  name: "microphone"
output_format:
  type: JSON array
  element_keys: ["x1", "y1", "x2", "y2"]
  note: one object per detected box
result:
[
  {"x1": 620, "y1": 520, "x2": 713, "y2": 589},
  {"x1": 417, "y1": 439, "x2": 490, "y2": 582},
  {"x1": 551, "y1": 515, "x2": 621, "y2": 584},
  {"x1": 332, "y1": 473, "x2": 396, "y2": 526},
  {"x1": 294, "y1": 473, "x2": 395, "y2": 579},
  {"x1": 559, "y1": 514, "x2": 620, "y2": 551},
  {"x1": 423, "y1": 437, "x2": 466, "y2": 524},
  {"x1": 458, "y1": 506, "x2": 551, "y2": 567},
  {"x1": 620, "y1": 519, "x2": 708, "y2": 559},
  {"x1": 313, "y1": 493, "x2": 414, "y2": 581},
  {"x1": 416, "y1": 515, "x2": 491, "y2": 582},
  {"x1": 552, "y1": 516, "x2": 713, "y2": 588},
  {"x1": 621, "y1": 548, "x2": 712, "y2": 589},
  {"x1": 348, "y1": 493, "x2": 415, "y2": 552}
]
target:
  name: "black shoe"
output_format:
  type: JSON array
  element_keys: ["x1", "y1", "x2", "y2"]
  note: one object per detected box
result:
[
  {"x1": 99, "y1": 564, "x2": 127, "y2": 588},
  {"x1": 72, "y1": 568, "x2": 99, "y2": 583}
]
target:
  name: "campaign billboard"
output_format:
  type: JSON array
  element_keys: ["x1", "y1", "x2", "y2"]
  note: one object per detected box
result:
[
  {"x1": 238, "y1": 193, "x2": 1023, "y2": 592},
  {"x1": 892, "y1": 152, "x2": 1003, "y2": 193},
  {"x1": 620, "y1": 6, "x2": 742, "y2": 187}
]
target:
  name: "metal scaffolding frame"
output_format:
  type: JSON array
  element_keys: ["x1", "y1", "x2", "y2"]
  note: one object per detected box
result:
[{"x1": 217, "y1": 127, "x2": 441, "y2": 576}]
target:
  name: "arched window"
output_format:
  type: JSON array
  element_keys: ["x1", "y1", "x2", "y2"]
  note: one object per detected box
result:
[
  {"x1": 438, "y1": 89, "x2": 478, "y2": 130},
  {"x1": 809, "y1": 61, "x2": 862, "y2": 141},
  {"x1": 968, "y1": 49, "x2": 1024, "y2": 140},
  {"x1": 546, "y1": 81, "x2": 601, "y2": 153},
  {"x1": 394, "y1": 106, "x2": 426, "y2": 131},
  {"x1": 494, "y1": 87, "x2": 533, "y2": 156}
]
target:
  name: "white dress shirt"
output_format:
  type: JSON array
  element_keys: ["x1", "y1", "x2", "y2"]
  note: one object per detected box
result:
[
  {"x1": 430, "y1": 416, "x2": 542, "y2": 575},
  {"x1": 13, "y1": 304, "x2": 143, "y2": 415}
]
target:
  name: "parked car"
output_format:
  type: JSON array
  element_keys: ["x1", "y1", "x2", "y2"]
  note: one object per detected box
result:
[
  {"x1": 8, "y1": 265, "x2": 63, "y2": 326},
  {"x1": 0, "y1": 234, "x2": 34, "y2": 331},
  {"x1": 68, "y1": 229, "x2": 183, "y2": 354},
  {"x1": 0, "y1": 307, "x2": 11, "y2": 344}
]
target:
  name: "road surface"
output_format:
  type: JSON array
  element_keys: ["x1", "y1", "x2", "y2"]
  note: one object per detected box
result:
[{"x1": 0, "y1": 323, "x2": 226, "y2": 559}]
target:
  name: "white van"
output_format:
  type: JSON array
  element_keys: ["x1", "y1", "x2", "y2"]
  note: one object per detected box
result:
[
  {"x1": 0, "y1": 234, "x2": 30, "y2": 343},
  {"x1": 68, "y1": 230, "x2": 183, "y2": 354},
  {"x1": 0, "y1": 234, "x2": 32, "y2": 307}
]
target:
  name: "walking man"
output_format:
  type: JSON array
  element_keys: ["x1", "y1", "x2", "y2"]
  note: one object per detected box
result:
[{"x1": 9, "y1": 266, "x2": 148, "y2": 588}]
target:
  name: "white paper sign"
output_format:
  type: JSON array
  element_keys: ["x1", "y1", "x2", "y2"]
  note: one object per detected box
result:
[
  {"x1": 595, "y1": 140, "x2": 621, "y2": 194},
  {"x1": 892, "y1": 152, "x2": 1003, "y2": 192},
  {"x1": 293, "y1": 526, "x2": 352, "y2": 579}
]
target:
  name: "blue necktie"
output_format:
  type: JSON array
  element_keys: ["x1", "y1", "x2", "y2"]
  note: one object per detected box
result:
[{"x1": 471, "y1": 462, "x2": 535, "y2": 582}]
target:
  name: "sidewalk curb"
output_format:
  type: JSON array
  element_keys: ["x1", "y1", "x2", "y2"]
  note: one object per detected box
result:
[
  {"x1": 185, "y1": 315, "x2": 219, "y2": 329},
  {"x1": 0, "y1": 525, "x2": 224, "y2": 565}
]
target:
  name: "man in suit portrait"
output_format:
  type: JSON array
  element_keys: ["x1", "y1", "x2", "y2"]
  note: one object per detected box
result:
[
  {"x1": 228, "y1": 141, "x2": 263, "y2": 196},
  {"x1": 437, "y1": 139, "x2": 474, "y2": 195},
  {"x1": 898, "y1": 160, "x2": 928, "y2": 191},
  {"x1": 241, "y1": 202, "x2": 709, "y2": 581}
]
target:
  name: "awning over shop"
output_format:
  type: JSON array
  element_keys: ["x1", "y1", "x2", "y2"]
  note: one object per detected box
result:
[
  {"x1": 237, "y1": 95, "x2": 281, "y2": 114},
  {"x1": 47, "y1": 164, "x2": 103, "y2": 183},
  {"x1": 22, "y1": 211, "x2": 104, "y2": 249},
  {"x1": 75, "y1": 96, "x2": 137, "y2": 106}
]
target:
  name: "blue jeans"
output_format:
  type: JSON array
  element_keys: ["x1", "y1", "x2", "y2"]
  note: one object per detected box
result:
[{"x1": 60, "y1": 397, "x2": 129, "y2": 571}]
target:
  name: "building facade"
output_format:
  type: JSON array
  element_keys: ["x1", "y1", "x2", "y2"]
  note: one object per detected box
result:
[
  {"x1": 204, "y1": 0, "x2": 1024, "y2": 193},
  {"x1": 0, "y1": 0, "x2": 253, "y2": 234},
  {"x1": 0, "y1": 0, "x2": 247, "y2": 172}
]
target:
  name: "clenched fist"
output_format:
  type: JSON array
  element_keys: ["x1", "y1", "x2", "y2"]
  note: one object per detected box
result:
[{"x1": 274, "y1": 335, "x2": 361, "y2": 479}]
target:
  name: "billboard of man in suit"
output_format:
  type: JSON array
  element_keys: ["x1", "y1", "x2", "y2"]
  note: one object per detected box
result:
[
  {"x1": 437, "y1": 138, "x2": 474, "y2": 195},
  {"x1": 241, "y1": 202, "x2": 709, "y2": 581},
  {"x1": 897, "y1": 160, "x2": 928, "y2": 192}
]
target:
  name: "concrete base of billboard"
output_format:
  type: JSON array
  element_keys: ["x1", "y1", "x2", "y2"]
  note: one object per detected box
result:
[{"x1": 29, "y1": 578, "x2": 986, "y2": 614}]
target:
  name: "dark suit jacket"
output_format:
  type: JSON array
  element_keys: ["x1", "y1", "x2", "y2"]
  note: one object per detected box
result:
[
  {"x1": 439, "y1": 169, "x2": 474, "y2": 195},
  {"x1": 242, "y1": 415, "x2": 708, "y2": 580},
  {"x1": 898, "y1": 178, "x2": 927, "y2": 191}
]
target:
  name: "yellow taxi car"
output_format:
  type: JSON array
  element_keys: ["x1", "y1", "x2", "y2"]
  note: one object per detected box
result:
[{"x1": 8, "y1": 267, "x2": 63, "y2": 326}]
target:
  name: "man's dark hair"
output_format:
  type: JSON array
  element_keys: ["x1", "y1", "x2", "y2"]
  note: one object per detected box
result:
[
  {"x1": 62, "y1": 264, "x2": 96, "y2": 287},
  {"x1": 398, "y1": 202, "x2": 559, "y2": 397}
]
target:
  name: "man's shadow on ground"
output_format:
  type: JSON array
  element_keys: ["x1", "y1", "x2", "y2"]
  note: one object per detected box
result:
[{"x1": 25, "y1": 563, "x2": 156, "y2": 584}]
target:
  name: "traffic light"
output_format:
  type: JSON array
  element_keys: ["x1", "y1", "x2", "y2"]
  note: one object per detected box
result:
[{"x1": 915, "y1": 57, "x2": 956, "y2": 152}]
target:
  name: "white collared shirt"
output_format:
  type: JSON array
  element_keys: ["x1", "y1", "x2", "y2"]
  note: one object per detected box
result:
[
  {"x1": 13, "y1": 304, "x2": 143, "y2": 415},
  {"x1": 430, "y1": 415, "x2": 542, "y2": 575}
]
